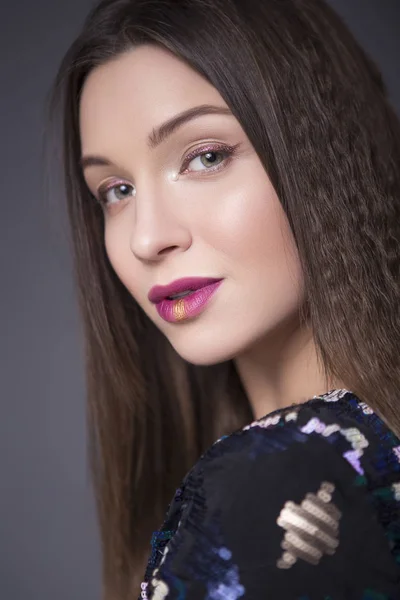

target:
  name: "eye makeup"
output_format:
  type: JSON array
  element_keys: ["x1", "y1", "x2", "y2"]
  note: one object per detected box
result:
[
  {"x1": 94, "y1": 141, "x2": 241, "y2": 209},
  {"x1": 180, "y1": 142, "x2": 240, "y2": 174}
]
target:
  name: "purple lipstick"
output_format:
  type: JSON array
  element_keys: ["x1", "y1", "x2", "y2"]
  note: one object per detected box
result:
[{"x1": 148, "y1": 277, "x2": 223, "y2": 323}]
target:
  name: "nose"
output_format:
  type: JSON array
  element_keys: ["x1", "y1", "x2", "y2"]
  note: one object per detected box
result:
[{"x1": 129, "y1": 187, "x2": 192, "y2": 262}]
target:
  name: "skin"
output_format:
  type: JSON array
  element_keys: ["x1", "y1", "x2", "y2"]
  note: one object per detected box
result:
[{"x1": 79, "y1": 45, "x2": 344, "y2": 419}]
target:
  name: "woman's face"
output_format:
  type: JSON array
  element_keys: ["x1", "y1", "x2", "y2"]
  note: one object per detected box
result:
[{"x1": 79, "y1": 45, "x2": 304, "y2": 366}]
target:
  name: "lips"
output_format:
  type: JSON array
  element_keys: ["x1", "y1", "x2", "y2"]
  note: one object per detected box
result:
[{"x1": 148, "y1": 277, "x2": 223, "y2": 304}]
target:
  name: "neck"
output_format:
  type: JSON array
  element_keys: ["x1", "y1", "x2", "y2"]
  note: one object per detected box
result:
[{"x1": 234, "y1": 316, "x2": 345, "y2": 420}]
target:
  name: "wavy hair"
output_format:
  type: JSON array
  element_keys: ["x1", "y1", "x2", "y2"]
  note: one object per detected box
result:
[{"x1": 48, "y1": 0, "x2": 400, "y2": 597}]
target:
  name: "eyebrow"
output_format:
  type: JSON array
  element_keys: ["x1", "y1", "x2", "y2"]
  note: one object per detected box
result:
[{"x1": 80, "y1": 104, "x2": 233, "y2": 170}]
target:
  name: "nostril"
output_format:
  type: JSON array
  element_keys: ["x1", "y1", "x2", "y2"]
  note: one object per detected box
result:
[{"x1": 158, "y1": 245, "x2": 179, "y2": 255}]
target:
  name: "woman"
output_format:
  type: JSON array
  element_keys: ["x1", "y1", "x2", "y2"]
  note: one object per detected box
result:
[{"x1": 49, "y1": 0, "x2": 400, "y2": 598}]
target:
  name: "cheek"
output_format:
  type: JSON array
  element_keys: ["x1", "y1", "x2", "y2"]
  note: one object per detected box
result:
[
  {"x1": 199, "y1": 180, "x2": 289, "y2": 265},
  {"x1": 206, "y1": 182, "x2": 303, "y2": 301}
]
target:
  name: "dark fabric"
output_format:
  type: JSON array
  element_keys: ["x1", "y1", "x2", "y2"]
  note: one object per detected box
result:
[{"x1": 139, "y1": 389, "x2": 400, "y2": 599}]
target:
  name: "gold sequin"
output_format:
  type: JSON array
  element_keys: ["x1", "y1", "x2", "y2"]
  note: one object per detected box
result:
[
  {"x1": 277, "y1": 481, "x2": 342, "y2": 569},
  {"x1": 150, "y1": 578, "x2": 169, "y2": 600},
  {"x1": 392, "y1": 482, "x2": 400, "y2": 501},
  {"x1": 285, "y1": 411, "x2": 299, "y2": 422},
  {"x1": 341, "y1": 428, "x2": 368, "y2": 451}
]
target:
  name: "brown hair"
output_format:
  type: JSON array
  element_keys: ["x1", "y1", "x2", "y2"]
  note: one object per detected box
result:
[{"x1": 48, "y1": 0, "x2": 400, "y2": 597}]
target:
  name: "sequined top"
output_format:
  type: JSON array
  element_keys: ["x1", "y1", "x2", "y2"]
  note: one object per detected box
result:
[{"x1": 139, "y1": 389, "x2": 400, "y2": 599}]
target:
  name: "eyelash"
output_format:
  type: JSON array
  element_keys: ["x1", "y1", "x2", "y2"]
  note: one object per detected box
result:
[{"x1": 96, "y1": 142, "x2": 240, "y2": 208}]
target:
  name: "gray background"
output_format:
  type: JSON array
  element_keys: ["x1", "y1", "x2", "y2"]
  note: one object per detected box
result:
[{"x1": 1, "y1": 0, "x2": 399, "y2": 598}]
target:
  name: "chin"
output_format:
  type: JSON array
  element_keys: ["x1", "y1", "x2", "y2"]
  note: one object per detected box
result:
[{"x1": 168, "y1": 334, "x2": 242, "y2": 367}]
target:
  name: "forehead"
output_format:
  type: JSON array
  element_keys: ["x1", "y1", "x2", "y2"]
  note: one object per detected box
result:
[{"x1": 79, "y1": 45, "x2": 225, "y2": 150}]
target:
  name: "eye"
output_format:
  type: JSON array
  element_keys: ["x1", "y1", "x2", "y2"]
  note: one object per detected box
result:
[
  {"x1": 180, "y1": 143, "x2": 239, "y2": 175},
  {"x1": 187, "y1": 150, "x2": 224, "y2": 171},
  {"x1": 97, "y1": 181, "x2": 135, "y2": 207}
]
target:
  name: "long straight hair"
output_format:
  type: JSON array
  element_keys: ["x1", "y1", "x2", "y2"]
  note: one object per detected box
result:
[{"x1": 48, "y1": 0, "x2": 400, "y2": 597}]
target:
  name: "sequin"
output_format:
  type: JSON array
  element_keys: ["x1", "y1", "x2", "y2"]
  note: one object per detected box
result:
[
  {"x1": 150, "y1": 578, "x2": 169, "y2": 600},
  {"x1": 285, "y1": 411, "x2": 298, "y2": 422},
  {"x1": 341, "y1": 427, "x2": 369, "y2": 451},
  {"x1": 312, "y1": 388, "x2": 349, "y2": 402},
  {"x1": 140, "y1": 581, "x2": 148, "y2": 599},
  {"x1": 218, "y1": 547, "x2": 232, "y2": 560},
  {"x1": 243, "y1": 413, "x2": 281, "y2": 431},
  {"x1": 392, "y1": 482, "x2": 400, "y2": 502},
  {"x1": 301, "y1": 417, "x2": 327, "y2": 435},
  {"x1": 392, "y1": 446, "x2": 400, "y2": 462},
  {"x1": 359, "y1": 402, "x2": 374, "y2": 415},
  {"x1": 321, "y1": 424, "x2": 341, "y2": 437},
  {"x1": 276, "y1": 481, "x2": 342, "y2": 569},
  {"x1": 343, "y1": 449, "x2": 364, "y2": 475}
]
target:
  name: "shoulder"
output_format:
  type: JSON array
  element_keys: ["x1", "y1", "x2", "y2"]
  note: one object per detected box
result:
[
  {"x1": 189, "y1": 389, "x2": 400, "y2": 593},
  {"x1": 191, "y1": 387, "x2": 400, "y2": 551},
  {"x1": 198, "y1": 388, "x2": 378, "y2": 494},
  {"x1": 145, "y1": 390, "x2": 400, "y2": 599}
]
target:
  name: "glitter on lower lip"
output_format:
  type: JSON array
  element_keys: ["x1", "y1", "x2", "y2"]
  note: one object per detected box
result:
[{"x1": 173, "y1": 298, "x2": 187, "y2": 321}]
